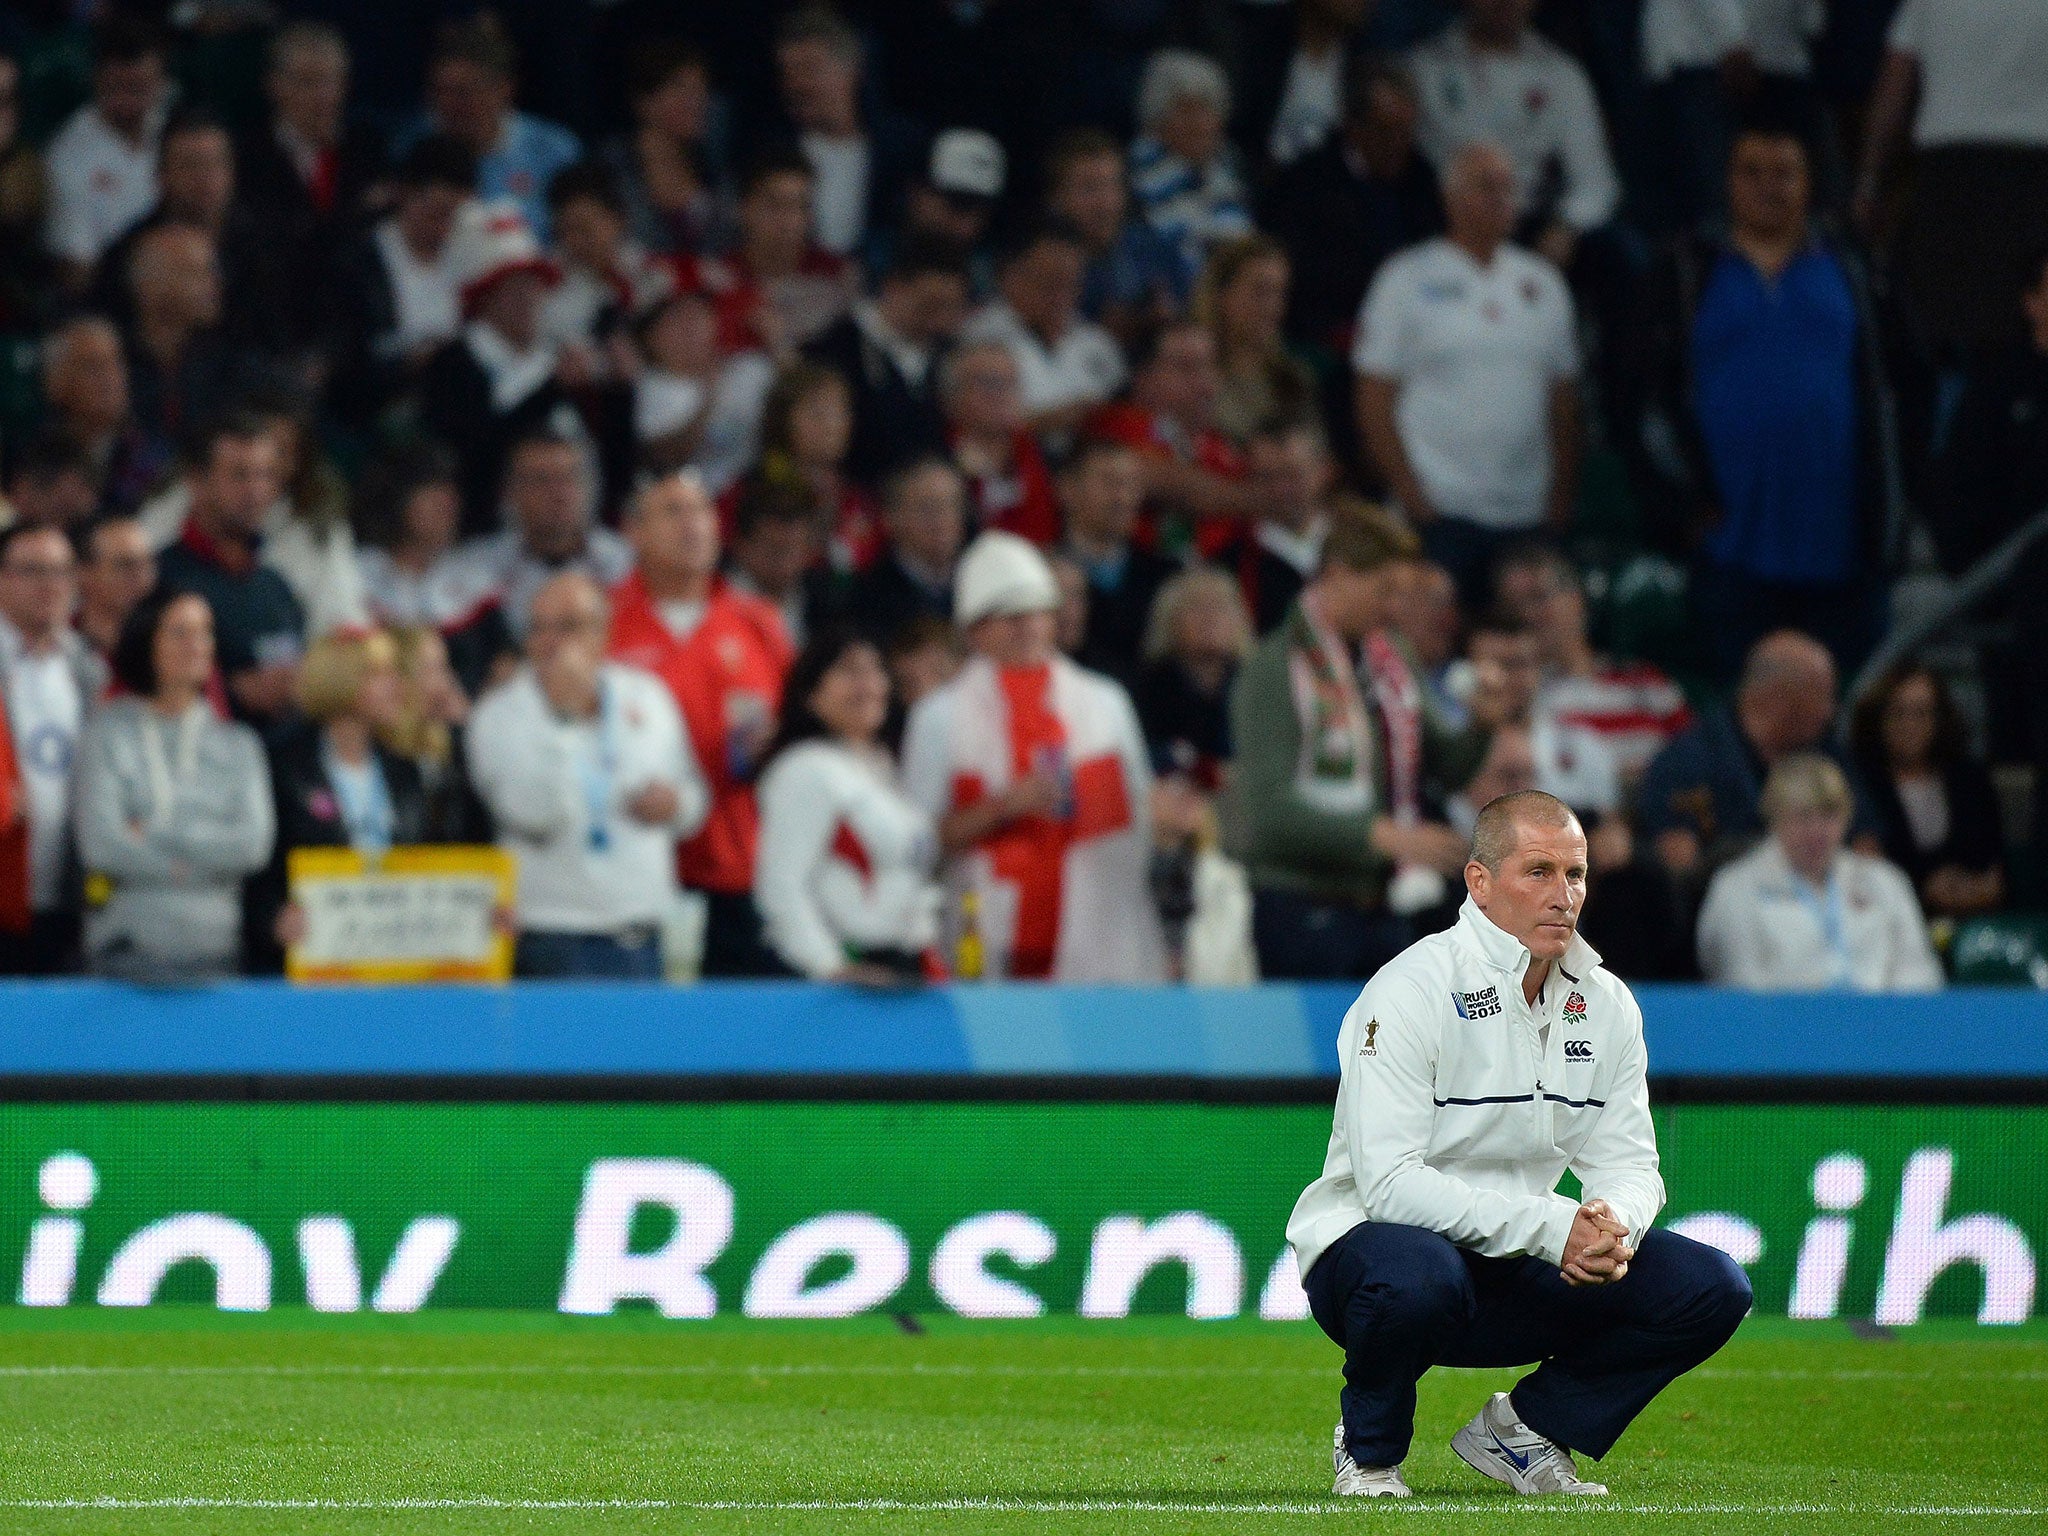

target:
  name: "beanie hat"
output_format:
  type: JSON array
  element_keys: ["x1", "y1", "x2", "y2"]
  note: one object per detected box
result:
[{"x1": 954, "y1": 530, "x2": 1059, "y2": 627}]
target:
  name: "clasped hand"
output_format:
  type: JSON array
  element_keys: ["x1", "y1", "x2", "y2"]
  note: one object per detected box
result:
[{"x1": 1561, "y1": 1198, "x2": 1634, "y2": 1287}]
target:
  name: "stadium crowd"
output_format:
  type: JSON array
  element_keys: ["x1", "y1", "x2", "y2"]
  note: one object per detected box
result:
[{"x1": 0, "y1": 0, "x2": 2040, "y2": 989}]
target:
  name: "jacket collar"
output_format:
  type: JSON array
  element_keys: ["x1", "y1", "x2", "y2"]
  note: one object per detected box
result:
[{"x1": 1453, "y1": 897, "x2": 1602, "y2": 987}]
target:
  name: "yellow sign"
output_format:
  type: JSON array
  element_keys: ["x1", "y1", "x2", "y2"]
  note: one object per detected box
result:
[{"x1": 286, "y1": 845, "x2": 516, "y2": 984}]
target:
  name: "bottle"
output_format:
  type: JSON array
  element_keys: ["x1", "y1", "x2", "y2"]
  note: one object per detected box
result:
[{"x1": 954, "y1": 890, "x2": 985, "y2": 981}]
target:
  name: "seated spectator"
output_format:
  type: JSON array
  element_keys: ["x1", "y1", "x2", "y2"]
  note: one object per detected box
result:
[
  {"x1": 963, "y1": 220, "x2": 1126, "y2": 438},
  {"x1": 887, "y1": 615, "x2": 964, "y2": 717},
  {"x1": 0, "y1": 524, "x2": 97, "y2": 973},
  {"x1": 804, "y1": 240, "x2": 971, "y2": 484},
  {"x1": 386, "y1": 624, "x2": 492, "y2": 845},
  {"x1": 1198, "y1": 235, "x2": 1320, "y2": 447},
  {"x1": 3, "y1": 431, "x2": 100, "y2": 536},
  {"x1": 876, "y1": 129, "x2": 1006, "y2": 295},
  {"x1": 468, "y1": 571, "x2": 707, "y2": 979},
  {"x1": 1493, "y1": 542, "x2": 1692, "y2": 782},
  {"x1": 1215, "y1": 417, "x2": 1338, "y2": 633},
  {"x1": 124, "y1": 224, "x2": 277, "y2": 453},
  {"x1": 540, "y1": 162, "x2": 675, "y2": 359},
  {"x1": 154, "y1": 412, "x2": 306, "y2": 734},
  {"x1": 39, "y1": 314, "x2": 169, "y2": 518},
  {"x1": 675, "y1": 147, "x2": 852, "y2": 356},
  {"x1": 1261, "y1": 55, "x2": 1440, "y2": 357},
  {"x1": 1354, "y1": 142, "x2": 1580, "y2": 602},
  {"x1": 941, "y1": 339, "x2": 1060, "y2": 545},
  {"x1": 1389, "y1": 558, "x2": 1464, "y2": 725},
  {"x1": 1698, "y1": 753, "x2": 1942, "y2": 992},
  {"x1": 74, "y1": 589, "x2": 274, "y2": 981},
  {"x1": 742, "y1": 361, "x2": 876, "y2": 571},
  {"x1": 608, "y1": 473, "x2": 793, "y2": 977},
  {"x1": 902, "y1": 530, "x2": 1167, "y2": 981},
  {"x1": 1850, "y1": 662, "x2": 2005, "y2": 922},
  {"x1": 755, "y1": 627, "x2": 942, "y2": 981},
  {"x1": 236, "y1": 23, "x2": 386, "y2": 268},
  {"x1": 1461, "y1": 612, "x2": 1622, "y2": 818},
  {"x1": 74, "y1": 514, "x2": 156, "y2": 671},
  {"x1": 1226, "y1": 508, "x2": 1477, "y2": 979},
  {"x1": 251, "y1": 627, "x2": 431, "y2": 973},
  {"x1": 1057, "y1": 435, "x2": 1180, "y2": 687},
  {"x1": 1133, "y1": 564, "x2": 1252, "y2": 790},
  {"x1": 1238, "y1": 0, "x2": 1374, "y2": 171},
  {"x1": 1129, "y1": 51, "x2": 1253, "y2": 290},
  {"x1": 1443, "y1": 721, "x2": 1539, "y2": 842},
  {"x1": 841, "y1": 455, "x2": 966, "y2": 650},
  {"x1": 601, "y1": 38, "x2": 730, "y2": 257},
  {"x1": 1044, "y1": 128, "x2": 1187, "y2": 345},
  {"x1": 45, "y1": 15, "x2": 171, "y2": 287},
  {"x1": 629, "y1": 286, "x2": 776, "y2": 494},
  {"x1": 410, "y1": 13, "x2": 581, "y2": 241},
  {"x1": 1637, "y1": 628, "x2": 1873, "y2": 878},
  {"x1": 1643, "y1": 124, "x2": 1886, "y2": 678},
  {"x1": 725, "y1": 479, "x2": 832, "y2": 648}
]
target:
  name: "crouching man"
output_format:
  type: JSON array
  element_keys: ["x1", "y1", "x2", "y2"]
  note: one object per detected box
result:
[{"x1": 1289, "y1": 789, "x2": 1751, "y2": 1498}]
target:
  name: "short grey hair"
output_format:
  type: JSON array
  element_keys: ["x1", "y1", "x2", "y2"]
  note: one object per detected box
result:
[
  {"x1": 1138, "y1": 49, "x2": 1231, "y2": 129},
  {"x1": 1470, "y1": 790, "x2": 1580, "y2": 873}
]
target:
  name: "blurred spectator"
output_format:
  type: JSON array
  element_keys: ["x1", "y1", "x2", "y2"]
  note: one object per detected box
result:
[
  {"x1": 755, "y1": 627, "x2": 941, "y2": 981},
  {"x1": 608, "y1": 473, "x2": 793, "y2": 977},
  {"x1": 237, "y1": 23, "x2": 385, "y2": 265},
  {"x1": 1443, "y1": 720, "x2": 1539, "y2": 841},
  {"x1": 1461, "y1": 611, "x2": 1622, "y2": 818},
  {"x1": 1048, "y1": 549, "x2": 1090, "y2": 659},
  {"x1": 1857, "y1": 0, "x2": 2048, "y2": 353},
  {"x1": 1197, "y1": 234, "x2": 1318, "y2": 446},
  {"x1": 630, "y1": 286, "x2": 776, "y2": 491},
  {"x1": 1388, "y1": 558, "x2": 1464, "y2": 724},
  {"x1": 45, "y1": 15, "x2": 171, "y2": 285},
  {"x1": 747, "y1": 360, "x2": 874, "y2": 571},
  {"x1": 841, "y1": 455, "x2": 965, "y2": 649},
  {"x1": 74, "y1": 514, "x2": 156, "y2": 670},
  {"x1": 1698, "y1": 752, "x2": 1942, "y2": 991},
  {"x1": 1849, "y1": 662, "x2": 2005, "y2": 922},
  {"x1": 726, "y1": 478, "x2": 832, "y2": 647},
  {"x1": 804, "y1": 239, "x2": 970, "y2": 484},
  {"x1": 1057, "y1": 435, "x2": 1180, "y2": 687},
  {"x1": 0, "y1": 524, "x2": 93, "y2": 973},
  {"x1": 468, "y1": 570, "x2": 707, "y2": 979},
  {"x1": 411, "y1": 13, "x2": 582, "y2": 241},
  {"x1": 1261, "y1": 55, "x2": 1441, "y2": 358},
  {"x1": 1238, "y1": 0, "x2": 1374, "y2": 171},
  {"x1": 1133, "y1": 563, "x2": 1252, "y2": 790},
  {"x1": 1493, "y1": 542, "x2": 1692, "y2": 781},
  {"x1": 385, "y1": 624, "x2": 493, "y2": 845},
  {"x1": 74, "y1": 589, "x2": 274, "y2": 981},
  {"x1": 39, "y1": 314, "x2": 168, "y2": 518},
  {"x1": 155, "y1": 412, "x2": 305, "y2": 734},
  {"x1": 902, "y1": 530, "x2": 1167, "y2": 981},
  {"x1": 887, "y1": 614, "x2": 964, "y2": 716},
  {"x1": 601, "y1": 38, "x2": 730, "y2": 257},
  {"x1": 876, "y1": 129, "x2": 1006, "y2": 291},
  {"x1": 1044, "y1": 128, "x2": 1187, "y2": 345},
  {"x1": 1408, "y1": 0, "x2": 1620, "y2": 271},
  {"x1": 1637, "y1": 628, "x2": 1872, "y2": 878},
  {"x1": 964, "y1": 220, "x2": 1127, "y2": 437},
  {"x1": 540, "y1": 162, "x2": 674, "y2": 357},
  {"x1": 0, "y1": 45, "x2": 55, "y2": 331},
  {"x1": 941, "y1": 339, "x2": 1060, "y2": 545},
  {"x1": 125, "y1": 224, "x2": 272, "y2": 451},
  {"x1": 449, "y1": 429, "x2": 631, "y2": 641},
  {"x1": 676, "y1": 147, "x2": 852, "y2": 355},
  {"x1": 1354, "y1": 142, "x2": 1580, "y2": 602},
  {"x1": 1215, "y1": 416, "x2": 1337, "y2": 633},
  {"x1": 1645, "y1": 124, "x2": 1885, "y2": 678},
  {"x1": 1226, "y1": 508, "x2": 1477, "y2": 979},
  {"x1": 2, "y1": 431, "x2": 99, "y2": 536},
  {"x1": 1130, "y1": 50, "x2": 1253, "y2": 290}
]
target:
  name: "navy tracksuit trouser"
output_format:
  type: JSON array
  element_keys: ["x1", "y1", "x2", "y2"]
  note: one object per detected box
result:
[{"x1": 1303, "y1": 1221, "x2": 1753, "y2": 1466}]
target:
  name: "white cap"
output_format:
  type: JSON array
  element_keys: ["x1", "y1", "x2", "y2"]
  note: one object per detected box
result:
[
  {"x1": 448, "y1": 198, "x2": 560, "y2": 314},
  {"x1": 929, "y1": 128, "x2": 1006, "y2": 201},
  {"x1": 954, "y1": 530, "x2": 1058, "y2": 626}
]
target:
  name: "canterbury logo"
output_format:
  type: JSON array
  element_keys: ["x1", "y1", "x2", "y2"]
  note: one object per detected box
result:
[{"x1": 1564, "y1": 1040, "x2": 1593, "y2": 1061}]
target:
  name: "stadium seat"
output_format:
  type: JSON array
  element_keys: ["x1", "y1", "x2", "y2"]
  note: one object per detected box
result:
[{"x1": 1949, "y1": 913, "x2": 2048, "y2": 988}]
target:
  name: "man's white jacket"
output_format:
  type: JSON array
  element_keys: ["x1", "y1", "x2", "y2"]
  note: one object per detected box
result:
[{"x1": 1288, "y1": 898, "x2": 1664, "y2": 1279}]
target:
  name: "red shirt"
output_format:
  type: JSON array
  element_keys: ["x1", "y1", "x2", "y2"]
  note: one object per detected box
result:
[
  {"x1": 608, "y1": 570, "x2": 795, "y2": 894},
  {"x1": 955, "y1": 428, "x2": 1060, "y2": 547},
  {"x1": 1086, "y1": 401, "x2": 1247, "y2": 557},
  {"x1": 669, "y1": 248, "x2": 849, "y2": 355}
]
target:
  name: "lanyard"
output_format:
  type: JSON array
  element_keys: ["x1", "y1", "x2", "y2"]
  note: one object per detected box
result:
[
  {"x1": 322, "y1": 739, "x2": 395, "y2": 860},
  {"x1": 1790, "y1": 866, "x2": 1853, "y2": 988},
  {"x1": 574, "y1": 677, "x2": 622, "y2": 853}
]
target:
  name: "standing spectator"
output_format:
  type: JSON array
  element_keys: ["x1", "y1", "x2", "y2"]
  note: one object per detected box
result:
[
  {"x1": 602, "y1": 39, "x2": 730, "y2": 257},
  {"x1": 1238, "y1": 0, "x2": 1375, "y2": 171},
  {"x1": 468, "y1": 571, "x2": 707, "y2": 979},
  {"x1": 840, "y1": 455, "x2": 966, "y2": 650},
  {"x1": 742, "y1": 361, "x2": 875, "y2": 572},
  {"x1": 411, "y1": 13, "x2": 581, "y2": 241},
  {"x1": 675, "y1": 148, "x2": 852, "y2": 355},
  {"x1": 724, "y1": 479, "x2": 832, "y2": 649},
  {"x1": 0, "y1": 525, "x2": 95, "y2": 973},
  {"x1": 1698, "y1": 753, "x2": 1942, "y2": 992},
  {"x1": 1850, "y1": 663, "x2": 2005, "y2": 922},
  {"x1": 608, "y1": 473, "x2": 793, "y2": 977},
  {"x1": 755, "y1": 627, "x2": 941, "y2": 982},
  {"x1": 2, "y1": 433, "x2": 99, "y2": 537},
  {"x1": 1856, "y1": 0, "x2": 2048, "y2": 353},
  {"x1": 1215, "y1": 416, "x2": 1338, "y2": 634},
  {"x1": 74, "y1": 514, "x2": 155, "y2": 674},
  {"x1": 1129, "y1": 51, "x2": 1253, "y2": 290},
  {"x1": 628, "y1": 286, "x2": 777, "y2": 493},
  {"x1": 1133, "y1": 564, "x2": 1253, "y2": 790},
  {"x1": 236, "y1": 23, "x2": 386, "y2": 264},
  {"x1": 386, "y1": 624, "x2": 492, "y2": 845},
  {"x1": 1226, "y1": 508, "x2": 1478, "y2": 980},
  {"x1": 1044, "y1": 128, "x2": 1187, "y2": 345},
  {"x1": 1354, "y1": 142, "x2": 1581, "y2": 603},
  {"x1": 902, "y1": 530, "x2": 1167, "y2": 982},
  {"x1": 124, "y1": 225, "x2": 270, "y2": 452},
  {"x1": 1462, "y1": 612, "x2": 1623, "y2": 818},
  {"x1": 44, "y1": 16, "x2": 171, "y2": 286},
  {"x1": 1057, "y1": 435, "x2": 1181, "y2": 688},
  {"x1": 963, "y1": 220, "x2": 1127, "y2": 437},
  {"x1": 1388, "y1": 558, "x2": 1465, "y2": 725},
  {"x1": 74, "y1": 589, "x2": 273, "y2": 981},
  {"x1": 1645, "y1": 124, "x2": 1887, "y2": 678},
  {"x1": 39, "y1": 314, "x2": 169, "y2": 518},
  {"x1": 941, "y1": 339, "x2": 1060, "y2": 546},
  {"x1": 1198, "y1": 234, "x2": 1319, "y2": 447}
]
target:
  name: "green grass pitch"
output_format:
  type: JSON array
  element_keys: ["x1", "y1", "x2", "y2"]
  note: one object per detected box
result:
[{"x1": 0, "y1": 1309, "x2": 2043, "y2": 1533}]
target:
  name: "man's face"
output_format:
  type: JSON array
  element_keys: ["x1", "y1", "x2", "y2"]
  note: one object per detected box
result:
[
  {"x1": 478, "y1": 269, "x2": 549, "y2": 350},
  {"x1": 741, "y1": 171, "x2": 814, "y2": 263},
  {"x1": 734, "y1": 516, "x2": 819, "y2": 599},
  {"x1": 1469, "y1": 628, "x2": 1542, "y2": 723},
  {"x1": 195, "y1": 434, "x2": 280, "y2": 537},
  {"x1": 1050, "y1": 151, "x2": 1126, "y2": 247},
  {"x1": 429, "y1": 58, "x2": 511, "y2": 149},
  {"x1": 1154, "y1": 94, "x2": 1224, "y2": 169},
  {"x1": 1061, "y1": 448, "x2": 1145, "y2": 546},
  {"x1": 525, "y1": 579, "x2": 608, "y2": 672},
  {"x1": 1444, "y1": 147, "x2": 1519, "y2": 247},
  {"x1": 81, "y1": 520, "x2": 156, "y2": 620},
  {"x1": 1319, "y1": 562, "x2": 1397, "y2": 639},
  {"x1": 1142, "y1": 328, "x2": 1220, "y2": 425},
  {"x1": 1467, "y1": 814, "x2": 1589, "y2": 963},
  {"x1": 888, "y1": 270, "x2": 970, "y2": 348},
  {"x1": 886, "y1": 465, "x2": 966, "y2": 570},
  {"x1": 48, "y1": 325, "x2": 129, "y2": 428},
  {"x1": 270, "y1": 44, "x2": 347, "y2": 141},
  {"x1": 629, "y1": 475, "x2": 721, "y2": 582},
  {"x1": 160, "y1": 127, "x2": 235, "y2": 225},
  {"x1": 1495, "y1": 560, "x2": 1584, "y2": 659},
  {"x1": 945, "y1": 345, "x2": 1023, "y2": 435},
  {"x1": 1003, "y1": 240, "x2": 1084, "y2": 335},
  {"x1": 554, "y1": 195, "x2": 625, "y2": 275},
  {"x1": 972, "y1": 609, "x2": 1056, "y2": 669},
  {"x1": 399, "y1": 182, "x2": 470, "y2": 255},
  {"x1": 639, "y1": 62, "x2": 708, "y2": 141},
  {"x1": 777, "y1": 38, "x2": 857, "y2": 132},
  {"x1": 1390, "y1": 563, "x2": 1460, "y2": 668},
  {"x1": 0, "y1": 529, "x2": 77, "y2": 638},
  {"x1": 907, "y1": 184, "x2": 990, "y2": 249},
  {"x1": 96, "y1": 55, "x2": 166, "y2": 137},
  {"x1": 1466, "y1": 726, "x2": 1539, "y2": 806},
  {"x1": 1247, "y1": 430, "x2": 1327, "y2": 528},
  {"x1": 1728, "y1": 135, "x2": 1810, "y2": 242},
  {"x1": 8, "y1": 469, "x2": 97, "y2": 532},
  {"x1": 135, "y1": 229, "x2": 222, "y2": 329},
  {"x1": 506, "y1": 444, "x2": 588, "y2": 557}
]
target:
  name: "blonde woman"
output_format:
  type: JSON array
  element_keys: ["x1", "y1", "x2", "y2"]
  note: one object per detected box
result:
[
  {"x1": 385, "y1": 624, "x2": 492, "y2": 844},
  {"x1": 1196, "y1": 234, "x2": 1318, "y2": 443},
  {"x1": 1697, "y1": 753, "x2": 1943, "y2": 992}
]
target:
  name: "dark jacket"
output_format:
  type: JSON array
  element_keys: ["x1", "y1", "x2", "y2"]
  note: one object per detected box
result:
[
  {"x1": 413, "y1": 335, "x2": 577, "y2": 537},
  {"x1": 1215, "y1": 528, "x2": 1312, "y2": 635},
  {"x1": 803, "y1": 311, "x2": 950, "y2": 482},
  {"x1": 1261, "y1": 138, "x2": 1440, "y2": 352},
  {"x1": 1858, "y1": 755, "x2": 2005, "y2": 897},
  {"x1": 837, "y1": 549, "x2": 951, "y2": 650},
  {"x1": 235, "y1": 118, "x2": 387, "y2": 259},
  {"x1": 1926, "y1": 345, "x2": 2048, "y2": 576},
  {"x1": 1070, "y1": 543, "x2": 1179, "y2": 691}
]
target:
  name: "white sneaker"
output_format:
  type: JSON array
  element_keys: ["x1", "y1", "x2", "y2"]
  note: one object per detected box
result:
[
  {"x1": 1332, "y1": 1421, "x2": 1412, "y2": 1497},
  {"x1": 1450, "y1": 1392, "x2": 1609, "y2": 1496}
]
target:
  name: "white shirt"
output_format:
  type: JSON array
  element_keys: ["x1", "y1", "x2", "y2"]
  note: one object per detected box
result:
[
  {"x1": 445, "y1": 526, "x2": 633, "y2": 640},
  {"x1": 0, "y1": 622, "x2": 84, "y2": 911},
  {"x1": 45, "y1": 100, "x2": 166, "y2": 265},
  {"x1": 1354, "y1": 237, "x2": 1578, "y2": 530},
  {"x1": 464, "y1": 320, "x2": 559, "y2": 413},
  {"x1": 1257, "y1": 514, "x2": 1328, "y2": 579},
  {"x1": 1887, "y1": 0, "x2": 2048, "y2": 150},
  {"x1": 633, "y1": 352, "x2": 776, "y2": 494},
  {"x1": 802, "y1": 131, "x2": 871, "y2": 256},
  {"x1": 1269, "y1": 46, "x2": 1346, "y2": 165},
  {"x1": 754, "y1": 738, "x2": 941, "y2": 978},
  {"x1": 1642, "y1": 0, "x2": 1825, "y2": 81},
  {"x1": 466, "y1": 663, "x2": 708, "y2": 933},
  {"x1": 963, "y1": 301, "x2": 1127, "y2": 418},
  {"x1": 358, "y1": 543, "x2": 504, "y2": 633},
  {"x1": 1407, "y1": 22, "x2": 1620, "y2": 230},
  {"x1": 372, "y1": 220, "x2": 463, "y2": 360},
  {"x1": 1288, "y1": 899, "x2": 1664, "y2": 1278},
  {"x1": 1697, "y1": 840, "x2": 1945, "y2": 993}
]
